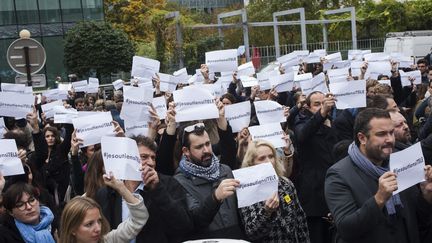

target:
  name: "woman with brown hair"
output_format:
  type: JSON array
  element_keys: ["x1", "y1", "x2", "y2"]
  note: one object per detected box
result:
[{"x1": 59, "y1": 173, "x2": 149, "y2": 243}]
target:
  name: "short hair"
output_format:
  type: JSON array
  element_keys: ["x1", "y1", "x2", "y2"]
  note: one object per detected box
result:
[
  {"x1": 2, "y1": 182, "x2": 39, "y2": 212},
  {"x1": 179, "y1": 122, "x2": 206, "y2": 148},
  {"x1": 74, "y1": 98, "x2": 85, "y2": 106},
  {"x1": 3, "y1": 129, "x2": 31, "y2": 149},
  {"x1": 305, "y1": 91, "x2": 323, "y2": 106},
  {"x1": 353, "y1": 108, "x2": 391, "y2": 146},
  {"x1": 131, "y1": 135, "x2": 157, "y2": 153},
  {"x1": 373, "y1": 83, "x2": 392, "y2": 96},
  {"x1": 366, "y1": 79, "x2": 379, "y2": 92},
  {"x1": 105, "y1": 100, "x2": 116, "y2": 111},
  {"x1": 220, "y1": 93, "x2": 236, "y2": 104},
  {"x1": 59, "y1": 196, "x2": 110, "y2": 243},
  {"x1": 241, "y1": 140, "x2": 285, "y2": 178},
  {"x1": 417, "y1": 58, "x2": 428, "y2": 66},
  {"x1": 367, "y1": 94, "x2": 389, "y2": 110},
  {"x1": 43, "y1": 126, "x2": 62, "y2": 146}
]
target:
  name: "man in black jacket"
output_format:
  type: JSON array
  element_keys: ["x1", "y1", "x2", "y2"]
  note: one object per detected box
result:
[
  {"x1": 294, "y1": 91, "x2": 338, "y2": 243},
  {"x1": 325, "y1": 108, "x2": 432, "y2": 243}
]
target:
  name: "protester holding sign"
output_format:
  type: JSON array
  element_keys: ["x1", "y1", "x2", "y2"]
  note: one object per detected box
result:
[
  {"x1": 325, "y1": 108, "x2": 432, "y2": 243},
  {"x1": 238, "y1": 140, "x2": 309, "y2": 242},
  {"x1": 294, "y1": 91, "x2": 338, "y2": 243},
  {"x1": 27, "y1": 107, "x2": 73, "y2": 204}
]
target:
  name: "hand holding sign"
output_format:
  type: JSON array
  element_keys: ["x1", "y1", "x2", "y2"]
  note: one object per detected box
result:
[{"x1": 214, "y1": 178, "x2": 240, "y2": 202}]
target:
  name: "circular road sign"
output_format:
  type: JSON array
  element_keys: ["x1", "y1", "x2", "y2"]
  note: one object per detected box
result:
[{"x1": 6, "y1": 38, "x2": 46, "y2": 75}]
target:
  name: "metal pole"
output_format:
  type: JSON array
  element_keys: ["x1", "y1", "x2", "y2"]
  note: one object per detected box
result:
[
  {"x1": 24, "y1": 47, "x2": 32, "y2": 86},
  {"x1": 242, "y1": 9, "x2": 250, "y2": 62},
  {"x1": 273, "y1": 15, "x2": 280, "y2": 58},
  {"x1": 322, "y1": 23, "x2": 328, "y2": 50},
  {"x1": 350, "y1": 7, "x2": 357, "y2": 49},
  {"x1": 217, "y1": 17, "x2": 224, "y2": 48},
  {"x1": 299, "y1": 8, "x2": 307, "y2": 50}
]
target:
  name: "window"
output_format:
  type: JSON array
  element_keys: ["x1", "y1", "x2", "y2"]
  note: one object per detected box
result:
[
  {"x1": 42, "y1": 36, "x2": 66, "y2": 86},
  {"x1": 82, "y1": 0, "x2": 103, "y2": 20},
  {"x1": 39, "y1": 0, "x2": 62, "y2": 23},
  {"x1": 15, "y1": 0, "x2": 39, "y2": 24},
  {"x1": 0, "y1": 0, "x2": 16, "y2": 26},
  {"x1": 61, "y1": 0, "x2": 82, "y2": 22}
]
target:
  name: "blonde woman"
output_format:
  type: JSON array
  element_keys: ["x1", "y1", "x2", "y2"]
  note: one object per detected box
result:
[
  {"x1": 240, "y1": 140, "x2": 310, "y2": 243},
  {"x1": 59, "y1": 172, "x2": 149, "y2": 243}
]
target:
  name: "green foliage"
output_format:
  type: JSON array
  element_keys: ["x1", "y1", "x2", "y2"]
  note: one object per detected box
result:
[
  {"x1": 64, "y1": 21, "x2": 135, "y2": 81},
  {"x1": 183, "y1": 36, "x2": 223, "y2": 73}
]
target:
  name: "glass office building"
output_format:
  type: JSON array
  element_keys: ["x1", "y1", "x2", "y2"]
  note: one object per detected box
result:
[{"x1": 0, "y1": 0, "x2": 104, "y2": 87}]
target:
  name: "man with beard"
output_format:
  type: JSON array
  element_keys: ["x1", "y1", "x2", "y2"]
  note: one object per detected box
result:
[
  {"x1": 174, "y1": 100, "x2": 245, "y2": 240},
  {"x1": 325, "y1": 108, "x2": 432, "y2": 243},
  {"x1": 389, "y1": 110, "x2": 432, "y2": 165}
]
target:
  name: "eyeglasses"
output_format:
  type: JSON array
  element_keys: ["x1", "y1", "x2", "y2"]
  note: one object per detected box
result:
[
  {"x1": 15, "y1": 197, "x2": 38, "y2": 211},
  {"x1": 181, "y1": 122, "x2": 205, "y2": 146}
]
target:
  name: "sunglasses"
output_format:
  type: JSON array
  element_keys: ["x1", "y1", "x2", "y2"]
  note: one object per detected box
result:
[{"x1": 181, "y1": 122, "x2": 205, "y2": 146}]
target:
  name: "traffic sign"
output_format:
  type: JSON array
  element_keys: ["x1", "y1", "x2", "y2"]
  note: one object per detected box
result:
[
  {"x1": 15, "y1": 74, "x2": 47, "y2": 88},
  {"x1": 7, "y1": 38, "x2": 46, "y2": 75}
]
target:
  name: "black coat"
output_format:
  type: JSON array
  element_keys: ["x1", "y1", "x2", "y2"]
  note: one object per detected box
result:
[
  {"x1": 95, "y1": 174, "x2": 193, "y2": 243},
  {"x1": 0, "y1": 214, "x2": 25, "y2": 243},
  {"x1": 294, "y1": 109, "x2": 338, "y2": 216}
]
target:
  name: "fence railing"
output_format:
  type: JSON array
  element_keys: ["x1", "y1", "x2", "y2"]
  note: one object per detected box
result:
[{"x1": 250, "y1": 38, "x2": 386, "y2": 67}]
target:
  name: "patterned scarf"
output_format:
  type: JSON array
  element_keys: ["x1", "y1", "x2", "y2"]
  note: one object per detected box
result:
[
  {"x1": 348, "y1": 142, "x2": 403, "y2": 215},
  {"x1": 179, "y1": 154, "x2": 220, "y2": 182},
  {"x1": 15, "y1": 206, "x2": 55, "y2": 243}
]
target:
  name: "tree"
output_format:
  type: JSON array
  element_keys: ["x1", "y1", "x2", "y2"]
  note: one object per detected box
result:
[{"x1": 64, "y1": 21, "x2": 135, "y2": 81}]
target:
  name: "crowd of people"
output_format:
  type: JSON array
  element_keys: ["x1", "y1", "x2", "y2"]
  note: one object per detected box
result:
[{"x1": 0, "y1": 49, "x2": 432, "y2": 243}]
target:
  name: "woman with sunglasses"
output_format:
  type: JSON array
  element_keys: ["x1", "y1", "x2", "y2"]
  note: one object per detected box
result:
[{"x1": 0, "y1": 182, "x2": 56, "y2": 243}]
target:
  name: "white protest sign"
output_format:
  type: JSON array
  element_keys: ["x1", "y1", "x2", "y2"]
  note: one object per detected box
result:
[
  {"x1": 304, "y1": 52, "x2": 321, "y2": 63},
  {"x1": 0, "y1": 139, "x2": 25, "y2": 176},
  {"x1": 233, "y1": 162, "x2": 278, "y2": 208},
  {"x1": 124, "y1": 119, "x2": 149, "y2": 138},
  {"x1": 348, "y1": 49, "x2": 371, "y2": 60},
  {"x1": 206, "y1": 49, "x2": 238, "y2": 73},
  {"x1": 88, "y1": 77, "x2": 99, "y2": 85},
  {"x1": 324, "y1": 52, "x2": 342, "y2": 62},
  {"x1": 72, "y1": 80, "x2": 88, "y2": 93},
  {"x1": 254, "y1": 100, "x2": 285, "y2": 125},
  {"x1": 0, "y1": 92, "x2": 33, "y2": 119},
  {"x1": 237, "y1": 62, "x2": 255, "y2": 77},
  {"x1": 43, "y1": 89, "x2": 68, "y2": 101},
  {"x1": 300, "y1": 73, "x2": 328, "y2": 96},
  {"x1": 248, "y1": 122, "x2": 286, "y2": 148},
  {"x1": 101, "y1": 136, "x2": 142, "y2": 181},
  {"x1": 173, "y1": 86, "x2": 218, "y2": 123},
  {"x1": 78, "y1": 111, "x2": 100, "y2": 117},
  {"x1": 225, "y1": 101, "x2": 251, "y2": 133},
  {"x1": 131, "y1": 56, "x2": 160, "y2": 78},
  {"x1": 152, "y1": 96, "x2": 167, "y2": 119},
  {"x1": 364, "y1": 52, "x2": 390, "y2": 62},
  {"x1": 365, "y1": 61, "x2": 391, "y2": 80},
  {"x1": 329, "y1": 80, "x2": 366, "y2": 109},
  {"x1": 41, "y1": 100, "x2": 64, "y2": 119},
  {"x1": 158, "y1": 73, "x2": 178, "y2": 92},
  {"x1": 72, "y1": 112, "x2": 114, "y2": 147},
  {"x1": 87, "y1": 83, "x2": 99, "y2": 94},
  {"x1": 390, "y1": 142, "x2": 426, "y2": 195},
  {"x1": 314, "y1": 49, "x2": 327, "y2": 57},
  {"x1": 173, "y1": 68, "x2": 189, "y2": 84},
  {"x1": 399, "y1": 70, "x2": 421, "y2": 86},
  {"x1": 0, "y1": 118, "x2": 6, "y2": 138},
  {"x1": 350, "y1": 61, "x2": 364, "y2": 77},
  {"x1": 272, "y1": 72, "x2": 294, "y2": 93},
  {"x1": 294, "y1": 72, "x2": 312, "y2": 83},
  {"x1": 277, "y1": 52, "x2": 299, "y2": 64},
  {"x1": 327, "y1": 67, "x2": 350, "y2": 82},
  {"x1": 240, "y1": 76, "x2": 258, "y2": 88},
  {"x1": 57, "y1": 83, "x2": 71, "y2": 91},
  {"x1": 1, "y1": 83, "x2": 26, "y2": 93},
  {"x1": 112, "y1": 79, "x2": 124, "y2": 90},
  {"x1": 256, "y1": 72, "x2": 272, "y2": 91},
  {"x1": 120, "y1": 86, "x2": 153, "y2": 122}
]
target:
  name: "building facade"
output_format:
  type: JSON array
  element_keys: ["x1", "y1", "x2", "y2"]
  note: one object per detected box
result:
[
  {"x1": 0, "y1": 0, "x2": 104, "y2": 87},
  {"x1": 169, "y1": 0, "x2": 243, "y2": 11}
]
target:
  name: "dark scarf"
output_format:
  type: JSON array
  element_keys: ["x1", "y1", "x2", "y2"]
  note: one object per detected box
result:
[
  {"x1": 179, "y1": 154, "x2": 220, "y2": 182},
  {"x1": 348, "y1": 142, "x2": 403, "y2": 215}
]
